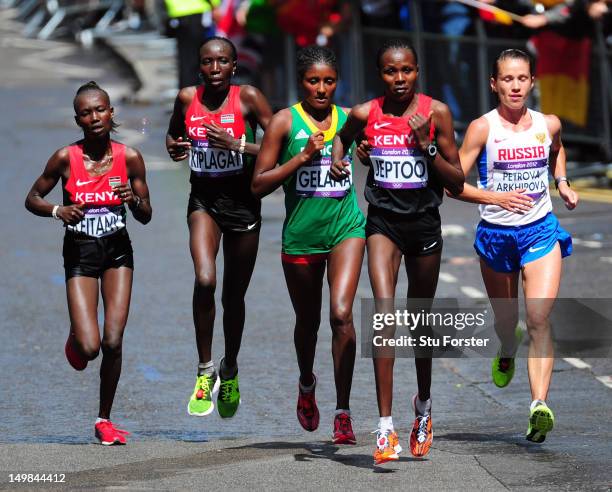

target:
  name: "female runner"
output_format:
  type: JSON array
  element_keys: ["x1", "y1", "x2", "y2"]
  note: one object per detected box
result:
[
  {"x1": 166, "y1": 36, "x2": 272, "y2": 419},
  {"x1": 25, "y1": 81, "x2": 152, "y2": 445},
  {"x1": 331, "y1": 40, "x2": 464, "y2": 463},
  {"x1": 252, "y1": 46, "x2": 365, "y2": 444}
]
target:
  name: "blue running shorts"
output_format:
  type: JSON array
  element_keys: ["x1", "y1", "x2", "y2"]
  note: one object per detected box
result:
[{"x1": 474, "y1": 213, "x2": 572, "y2": 273}]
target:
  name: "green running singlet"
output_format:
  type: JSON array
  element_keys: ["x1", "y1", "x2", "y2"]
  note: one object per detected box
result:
[{"x1": 279, "y1": 103, "x2": 365, "y2": 255}]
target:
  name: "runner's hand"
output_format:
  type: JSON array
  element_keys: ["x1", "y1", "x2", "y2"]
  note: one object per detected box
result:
[
  {"x1": 112, "y1": 183, "x2": 135, "y2": 206},
  {"x1": 57, "y1": 203, "x2": 86, "y2": 225},
  {"x1": 356, "y1": 139, "x2": 372, "y2": 166},
  {"x1": 202, "y1": 121, "x2": 239, "y2": 151},
  {"x1": 301, "y1": 131, "x2": 325, "y2": 161},
  {"x1": 494, "y1": 189, "x2": 533, "y2": 213},
  {"x1": 330, "y1": 159, "x2": 351, "y2": 181},
  {"x1": 558, "y1": 182, "x2": 579, "y2": 210},
  {"x1": 408, "y1": 111, "x2": 433, "y2": 151},
  {"x1": 167, "y1": 136, "x2": 190, "y2": 161}
]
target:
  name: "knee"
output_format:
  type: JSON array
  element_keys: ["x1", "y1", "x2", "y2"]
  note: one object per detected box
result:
[
  {"x1": 194, "y1": 269, "x2": 216, "y2": 293},
  {"x1": 75, "y1": 338, "x2": 100, "y2": 360},
  {"x1": 101, "y1": 334, "x2": 123, "y2": 356},
  {"x1": 526, "y1": 311, "x2": 550, "y2": 334},
  {"x1": 330, "y1": 304, "x2": 354, "y2": 330}
]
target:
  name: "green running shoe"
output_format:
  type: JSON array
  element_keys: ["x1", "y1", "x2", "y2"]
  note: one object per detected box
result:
[
  {"x1": 526, "y1": 403, "x2": 554, "y2": 443},
  {"x1": 187, "y1": 371, "x2": 220, "y2": 416},
  {"x1": 217, "y1": 368, "x2": 241, "y2": 419},
  {"x1": 492, "y1": 325, "x2": 524, "y2": 388}
]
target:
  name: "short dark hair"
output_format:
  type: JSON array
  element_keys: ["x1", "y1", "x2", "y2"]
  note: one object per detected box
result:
[
  {"x1": 296, "y1": 45, "x2": 338, "y2": 80},
  {"x1": 491, "y1": 48, "x2": 533, "y2": 79},
  {"x1": 200, "y1": 36, "x2": 238, "y2": 61},
  {"x1": 73, "y1": 81, "x2": 118, "y2": 131},
  {"x1": 376, "y1": 40, "x2": 418, "y2": 69}
]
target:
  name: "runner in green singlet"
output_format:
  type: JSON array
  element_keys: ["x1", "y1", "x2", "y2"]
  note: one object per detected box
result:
[{"x1": 252, "y1": 46, "x2": 365, "y2": 445}]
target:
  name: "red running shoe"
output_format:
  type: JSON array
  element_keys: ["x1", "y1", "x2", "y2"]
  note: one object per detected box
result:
[
  {"x1": 65, "y1": 333, "x2": 87, "y2": 371},
  {"x1": 410, "y1": 395, "x2": 433, "y2": 457},
  {"x1": 296, "y1": 375, "x2": 319, "y2": 431},
  {"x1": 95, "y1": 420, "x2": 130, "y2": 446},
  {"x1": 332, "y1": 412, "x2": 356, "y2": 445}
]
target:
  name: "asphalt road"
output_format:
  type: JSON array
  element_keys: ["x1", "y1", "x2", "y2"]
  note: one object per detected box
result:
[{"x1": 0, "y1": 8, "x2": 611, "y2": 490}]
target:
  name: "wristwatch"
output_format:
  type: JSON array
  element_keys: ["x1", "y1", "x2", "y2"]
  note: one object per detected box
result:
[
  {"x1": 554, "y1": 176, "x2": 570, "y2": 189},
  {"x1": 426, "y1": 143, "x2": 438, "y2": 159}
]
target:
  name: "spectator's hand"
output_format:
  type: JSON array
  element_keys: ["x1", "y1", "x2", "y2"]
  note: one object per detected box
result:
[
  {"x1": 355, "y1": 139, "x2": 372, "y2": 166},
  {"x1": 494, "y1": 190, "x2": 534, "y2": 213},
  {"x1": 203, "y1": 121, "x2": 240, "y2": 151},
  {"x1": 588, "y1": 1, "x2": 609, "y2": 19},
  {"x1": 558, "y1": 182, "x2": 579, "y2": 210},
  {"x1": 167, "y1": 136, "x2": 191, "y2": 161},
  {"x1": 330, "y1": 159, "x2": 350, "y2": 181},
  {"x1": 520, "y1": 14, "x2": 548, "y2": 29}
]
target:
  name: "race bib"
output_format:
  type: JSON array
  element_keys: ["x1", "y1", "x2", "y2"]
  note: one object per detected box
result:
[
  {"x1": 370, "y1": 148, "x2": 428, "y2": 189},
  {"x1": 492, "y1": 159, "x2": 548, "y2": 200},
  {"x1": 67, "y1": 205, "x2": 126, "y2": 238},
  {"x1": 295, "y1": 156, "x2": 351, "y2": 198},
  {"x1": 189, "y1": 139, "x2": 243, "y2": 177}
]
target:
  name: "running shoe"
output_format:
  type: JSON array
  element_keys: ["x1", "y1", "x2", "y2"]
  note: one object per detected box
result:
[
  {"x1": 95, "y1": 420, "x2": 129, "y2": 446},
  {"x1": 217, "y1": 364, "x2": 240, "y2": 419},
  {"x1": 187, "y1": 371, "x2": 220, "y2": 416},
  {"x1": 491, "y1": 325, "x2": 524, "y2": 388},
  {"x1": 65, "y1": 332, "x2": 87, "y2": 371},
  {"x1": 373, "y1": 429, "x2": 400, "y2": 465},
  {"x1": 410, "y1": 395, "x2": 433, "y2": 457},
  {"x1": 332, "y1": 412, "x2": 356, "y2": 445},
  {"x1": 296, "y1": 375, "x2": 319, "y2": 431},
  {"x1": 526, "y1": 402, "x2": 554, "y2": 443}
]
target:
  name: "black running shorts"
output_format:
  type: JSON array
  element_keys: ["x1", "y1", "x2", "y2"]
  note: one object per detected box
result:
[
  {"x1": 63, "y1": 228, "x2": 134, "y2": 280},
  {"x1": 187, "y1": 189, "x2": 261, "y2": 233},
  {"x1": 365, "y1": 205, "x2": 443, "y2": 257}
]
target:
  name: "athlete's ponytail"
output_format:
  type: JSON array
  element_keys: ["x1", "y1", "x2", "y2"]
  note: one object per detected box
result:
[
  {"x1": 296, "y1": 45, "x2": 338, "y2": 80},
  {"x1": 73, "y1": 81, "x2": 119, "y2": 132}
]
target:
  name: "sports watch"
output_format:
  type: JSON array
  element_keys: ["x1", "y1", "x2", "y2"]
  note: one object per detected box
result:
[
  {"x1": 554, "y1": 176, "x2": 570, "y2": 189},
  {"x1": 426, "y1": 143, "x2": 438, "y2": 159}
]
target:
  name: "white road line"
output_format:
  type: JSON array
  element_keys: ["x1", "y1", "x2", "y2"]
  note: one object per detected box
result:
[
  {"x1": 572, "y1": 238, "x2": 602, "y2": 249},
  {"x1": 460, "y1": 286, "x2": 486, "y2": 298},
  {"x1": 438, "y1": 272, "x2": 457, "y2": 283},
  {"x1": 563, "y1": 357, "x2": 591, "y2": 370},
  {"x1": 595, "y1": 376, "x2": 612, "y2": 389},
  {"x1": 600, "y1": 257, "x2": 612, "y2": 264},
  {"x1": 441, "y1": 224, "x2": 467, "y2": 237}
]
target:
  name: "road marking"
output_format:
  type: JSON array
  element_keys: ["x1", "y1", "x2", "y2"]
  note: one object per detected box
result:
[
  {"x1": 600, "y1": 257, "x2": 612, "y2": 264},
  {"x1": 438, "y1": 272, "x2": 457, "y2": 283},
  {"x1": 441, "y1": 224, "x2": 467, "y2": 237},
  {"x1": 572, "y1": 238, "x2": 602, "y2": 249},
  {"x1": 595, "y1": 376, "x2": 612, "y2": 389},
  {"x1": 460, "y1": 286, "x2": 486, "y2": 298},
  {"x1": 563, "y1": 357, "x2": 591, "y2": 369}
]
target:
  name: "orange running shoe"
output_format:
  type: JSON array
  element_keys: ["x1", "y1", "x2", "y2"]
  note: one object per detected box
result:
[
  {"x1": 373, "y1": 429, "x2": 400, "y2": 465},
  {"x1": 410, "y1": 395, "x2": 433, "y2": 457}
]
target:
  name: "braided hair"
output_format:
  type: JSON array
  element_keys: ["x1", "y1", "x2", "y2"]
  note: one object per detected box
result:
[
  {"x1": 376, "y1": 40, "x2": 418, "y2": 69},
  {"x1": 296, "y1": 45, "x2": 338, "y2": 80}
]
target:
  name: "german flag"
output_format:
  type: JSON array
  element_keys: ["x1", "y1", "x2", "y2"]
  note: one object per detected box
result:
[{"x1": 532, "y1": 31, "x2": 592, "y2": 127}]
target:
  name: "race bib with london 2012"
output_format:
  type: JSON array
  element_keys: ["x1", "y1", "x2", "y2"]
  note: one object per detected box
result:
[
  {"x1": 189, "y1": 139, "x2": 244, "y2": 178},
  {"x1": 370, "y1": 147, "x2": 428, "y2": 189},
  {"x1": 492, "y1": 146, "x2": 548, "y2": 200},
  {"x1": 295, "y1": 154, "x2": 352, "y2": 198},
  {"x1": 67, "y1": 205, "x2": 126, "y2": 237}
]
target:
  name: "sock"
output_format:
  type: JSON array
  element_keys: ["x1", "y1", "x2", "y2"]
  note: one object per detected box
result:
[
  {"x1": 335, "y1": 409, "x2": 350, "y2": 417},
  {"x1": 95, "y1": 418, "x2": 109, "y2": 424},
  {"x1": 299, "y1": 375, "x2": 316, "y2": 393},
  {"x1": 530, "y1": 399, "x2": 547, "y2": 412},
  {"x1": 379, "y1": 416, "x2": 393, "y2": 432},
  {"x1": 415, "y1": 396, "x2": 432, "y2": 416},
  {"x1": 197, "y1": 361, "x2": 215, "y2": 376},
  {"x1": 220, "y1": 358, "x2": 238, "y2": 379}
]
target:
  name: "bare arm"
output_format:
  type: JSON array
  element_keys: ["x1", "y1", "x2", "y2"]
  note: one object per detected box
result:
[
  {"x1": 251, "y1": 109, "x2": 324, "y2": 198},
  {"x1": 25, "y1": 147, "x2": 86, "y2": 225},
  {"x1": 451, "y1": 117, "x2": 533, "y2": 213},
  {"x1": 414, "y1": 100, "x2": 464, "y2": 195},
  {"x1": 125, "y1": 147, "x2": 152, "y2": 224},
  {"x1": 330, "y1": 102, "x2": 370, "y2": 180},
  {"x1": 166, "y1": 87, "x2": 193, "y2": 161},
  {"x1": 546, "y1": 114, "x2": 578, "y2": 210}
]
